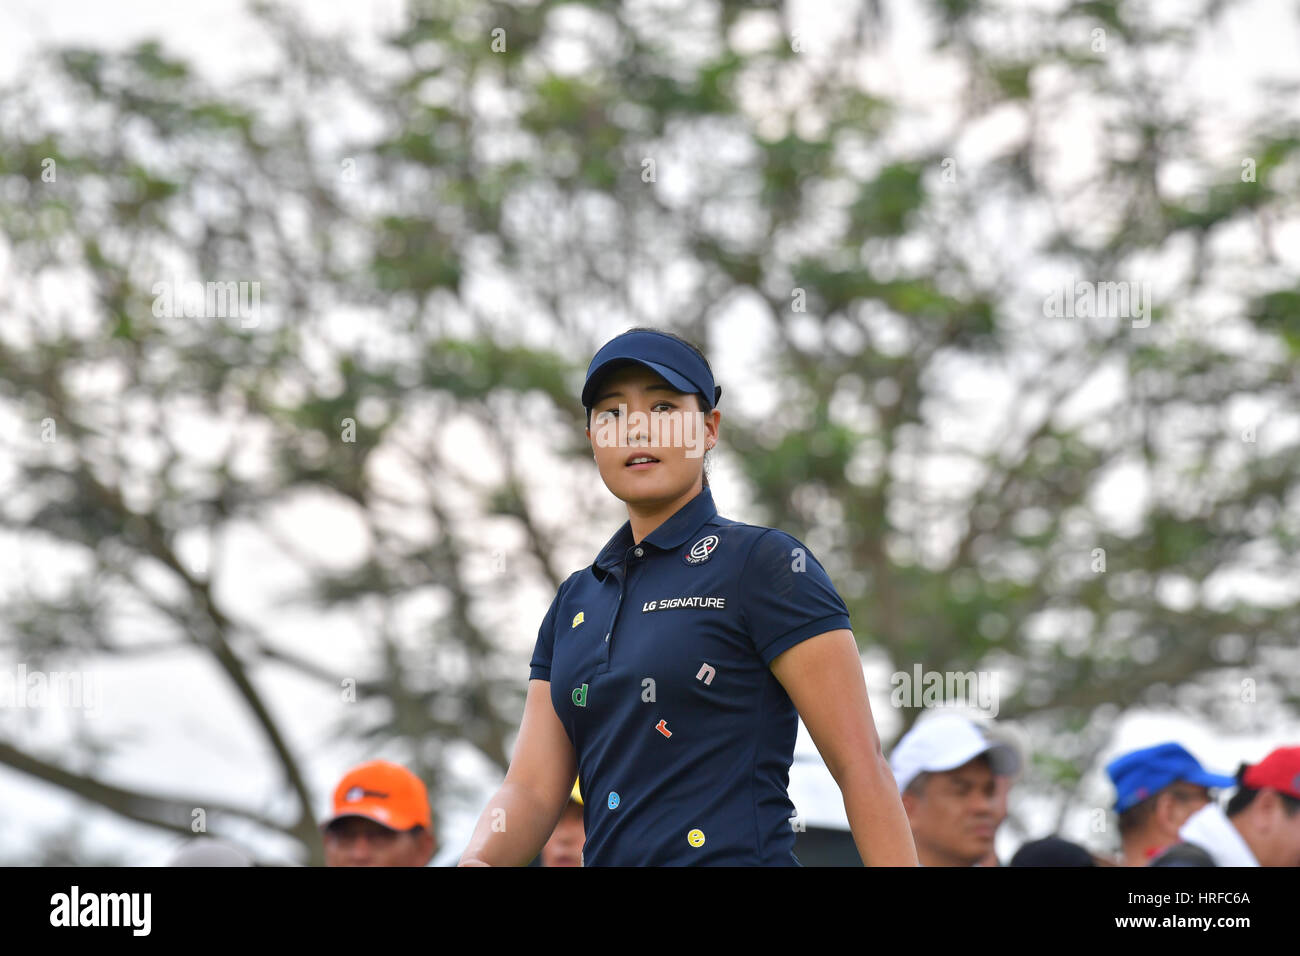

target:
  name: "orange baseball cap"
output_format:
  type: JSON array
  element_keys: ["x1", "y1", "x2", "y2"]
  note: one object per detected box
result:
[{"x1": 326, "y1": 760, "x2": 432, "y2": 831}]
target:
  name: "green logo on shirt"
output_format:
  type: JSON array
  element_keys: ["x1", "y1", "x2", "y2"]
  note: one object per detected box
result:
[{"x1": 571, "y1": 683, "x2": 588, "y2": 707}]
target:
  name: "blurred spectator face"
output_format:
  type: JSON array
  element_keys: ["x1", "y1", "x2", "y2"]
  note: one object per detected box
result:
[
  {"x1": 323, "y1": 816, "x2": 434, "y2": 867},
  {"x1": 992, "y1": 772, "x2": 1011, "y2": 830},
  {"x1": 974, "y1": 773, "x2": 1014, "y2": 865},
  {"x1": 1164, "y1": 783, "x2": 1212, "y2": 826},
  {"x1": 903, "y1": 756, "x2": 1002, "y2": 867},
  {"x1": 1116, "y1": 782, "x2": 1212, "y2": 865},
  {"x1": 540, "y1": 801, "x2": 585, "y2": 867},
  {"x1": 1248, "y1": 792, "x2": 1300, "y2": 867},
  {"x1": 323, "y1": 760, "x2": 435, "y2": 866}
]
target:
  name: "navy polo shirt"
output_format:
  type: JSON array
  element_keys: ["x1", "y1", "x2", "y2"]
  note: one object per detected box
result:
[{"x1": 529, "y1": 487, "x2": 853, "y2": 866}]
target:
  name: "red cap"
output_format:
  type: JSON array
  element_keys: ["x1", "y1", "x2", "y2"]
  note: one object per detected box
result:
[
  {"x1": 326, "y1": 760, "x2": 432, "y2": 831},
  {"x1": 1240, "y1": 746, "x2": 1300, "y2": 800}
]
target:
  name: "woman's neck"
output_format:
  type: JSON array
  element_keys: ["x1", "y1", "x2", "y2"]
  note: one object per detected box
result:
[{"x1": 627, "y1": 482, "x2": 704, "y2": 544}]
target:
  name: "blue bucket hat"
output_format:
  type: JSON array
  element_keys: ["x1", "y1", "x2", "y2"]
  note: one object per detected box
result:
[{"x1": 581, "y1": 330, "x2": 721, "y2": 413}]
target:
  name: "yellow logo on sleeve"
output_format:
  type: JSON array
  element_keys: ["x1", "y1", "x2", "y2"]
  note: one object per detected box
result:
[{"x1": 572, "y1": 611, "x2": 585, "y2": 628}]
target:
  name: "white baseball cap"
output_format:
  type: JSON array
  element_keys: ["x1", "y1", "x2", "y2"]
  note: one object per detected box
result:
[{"x1": 889, "y1": 713, "x2": 1021, "y2": 792}]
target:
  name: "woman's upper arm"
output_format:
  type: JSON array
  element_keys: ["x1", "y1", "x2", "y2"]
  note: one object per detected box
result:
[
  {"x1": 504, "y1": 678, "x2": 578, "y2": 814},
  {"x1": 769, "y1": 629, "x2": 883, "y2": 781}
]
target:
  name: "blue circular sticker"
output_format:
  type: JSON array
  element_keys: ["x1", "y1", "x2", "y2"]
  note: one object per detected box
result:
[{"x1": 607, "y1": 791, "x2": 621, "y2": 810}]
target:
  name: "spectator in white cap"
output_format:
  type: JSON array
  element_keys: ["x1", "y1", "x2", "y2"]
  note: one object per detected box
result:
[{"x1": 890, "y1": 712, "x2": 1021, "y2": 867}]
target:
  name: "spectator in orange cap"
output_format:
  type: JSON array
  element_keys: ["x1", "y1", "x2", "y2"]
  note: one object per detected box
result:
[
  {"x1": 322, "y1": 760, "x2": 436, "y2": 867},
  {"x1": 540, "y1": 780, "x2": 586, "y2": 867}
]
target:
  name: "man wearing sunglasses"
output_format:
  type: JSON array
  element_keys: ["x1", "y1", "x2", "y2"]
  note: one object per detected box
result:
[{"x1": 322, "y1": 760, "x2": 437, "y2": 867}]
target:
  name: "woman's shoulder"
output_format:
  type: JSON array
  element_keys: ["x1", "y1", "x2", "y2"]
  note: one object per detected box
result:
[
  {"x1": 712, "y1": 515, "x2": 811, "y2": 547},
  {"x1": 708, "y1": 517, "x2": 820, "y2": 567},
  {"x1": 554, "y1": 566, "x2": 588, "y2": 594}
]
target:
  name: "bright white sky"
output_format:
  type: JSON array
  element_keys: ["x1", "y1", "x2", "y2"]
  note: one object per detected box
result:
[{"x1": 0, "y1": 0, "x2": 1298, "y2": 866}]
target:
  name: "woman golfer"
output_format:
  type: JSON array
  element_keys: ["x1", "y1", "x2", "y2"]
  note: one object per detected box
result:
[{"x1": 460, "y1": 328, "x2": 917, "y2": 866}]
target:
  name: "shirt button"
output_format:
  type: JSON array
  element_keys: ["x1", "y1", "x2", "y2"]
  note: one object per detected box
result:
[{"x1": 633, "y1": 547, "x2": 644, "y2": 557}]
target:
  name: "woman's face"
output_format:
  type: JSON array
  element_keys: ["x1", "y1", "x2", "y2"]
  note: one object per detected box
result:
[{"x1": 585, "y1": 364, "x2": 719, "y2": 507}]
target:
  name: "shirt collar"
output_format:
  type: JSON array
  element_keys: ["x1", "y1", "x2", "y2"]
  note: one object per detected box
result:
[
  {"x1": 591, "y1": 487, "x2": 718, "y2": 580},
  {"x1": 1178, "y1": 803, "x2": 1260, "y2": 867}
]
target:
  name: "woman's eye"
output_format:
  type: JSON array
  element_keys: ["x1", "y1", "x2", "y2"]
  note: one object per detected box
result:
[{"x1": 597, "y1": 403, "x2": 674, "y2": 417}]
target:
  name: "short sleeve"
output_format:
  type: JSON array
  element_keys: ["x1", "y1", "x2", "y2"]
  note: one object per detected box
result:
[
  {"x1": 528, "y1": 583, "x2": 565, "y2": 681},
  {"x1": 740, "y1": 530, "x2": 852, "y2": 665}
]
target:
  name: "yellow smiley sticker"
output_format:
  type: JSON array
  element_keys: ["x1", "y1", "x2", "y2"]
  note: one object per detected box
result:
[{"x1": 687, "y1": 828, "x2": 706, "y2": 848}]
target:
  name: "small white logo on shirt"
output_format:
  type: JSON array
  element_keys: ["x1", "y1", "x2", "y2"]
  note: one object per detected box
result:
[{"x1": 684, "y1": 534, "x2": 719, "y2": 565}]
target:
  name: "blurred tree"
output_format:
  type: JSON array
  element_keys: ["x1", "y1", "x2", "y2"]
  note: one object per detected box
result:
[{"x1": 0, "y1": 0, "x2": 1298, "y2": 863}]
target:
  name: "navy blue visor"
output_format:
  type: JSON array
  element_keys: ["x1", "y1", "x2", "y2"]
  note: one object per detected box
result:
[{"x1": 582, "y1": 330, "x2": 721, "y2": 412}]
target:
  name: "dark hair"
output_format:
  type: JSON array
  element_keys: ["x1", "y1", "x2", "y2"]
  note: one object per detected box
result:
[
  {"x1": 588, "y1": 326, "x2": 716, "y2": 488},
  {"x1": 1117, "y1": 797, "x2": 1156, "y2": 837},
  {"x1": 1009, "y1": 836, "x2": 1097, "y2": 867},
  {"x1": 1225, "y1": 765, "x2": 1300, "y2": 818}
]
